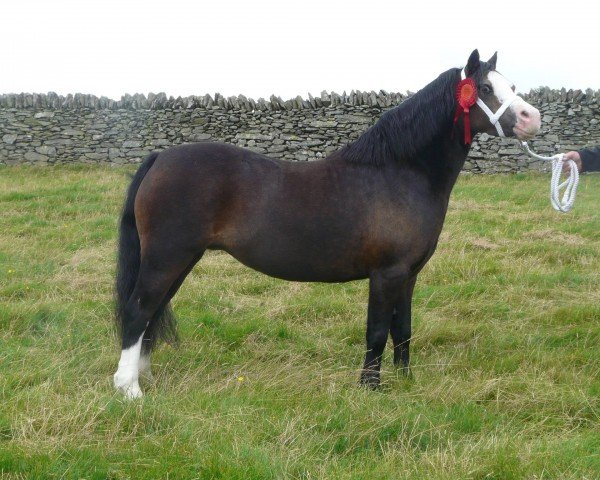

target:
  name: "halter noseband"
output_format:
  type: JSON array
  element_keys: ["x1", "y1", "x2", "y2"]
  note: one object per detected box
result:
[{"x1": 461, "y1": 68, "x2": 519, "y2": 137}]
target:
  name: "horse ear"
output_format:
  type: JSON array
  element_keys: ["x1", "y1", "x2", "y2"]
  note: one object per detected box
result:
[
  {"x1": 465, "y1": 49, "x2": 480, "y2": 77},
  {"x1": 487, "y1": 52, "x2": 498, "y2": 70}
]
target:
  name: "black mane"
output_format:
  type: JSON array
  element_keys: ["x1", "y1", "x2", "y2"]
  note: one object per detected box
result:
[{"x1": 342, "y1": 67, "x2": 462, "y2": 166}]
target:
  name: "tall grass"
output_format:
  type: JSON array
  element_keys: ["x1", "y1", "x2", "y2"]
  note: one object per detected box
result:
[{"x1": 1, "y1": 165, "x2": 598, "y2": 479}]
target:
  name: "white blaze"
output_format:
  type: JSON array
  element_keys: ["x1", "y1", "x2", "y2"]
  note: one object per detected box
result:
[
  {"x1": 486, "y1": 71, "x2": 516, "y2": 104},
  {"x1": 487, "y1": 71, "x2": 540, "y2": 137}
]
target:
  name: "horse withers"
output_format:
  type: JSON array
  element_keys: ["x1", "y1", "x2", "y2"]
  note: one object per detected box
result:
[{"x1": 113, "y1": 50, "x2": 541, "y2": 398}]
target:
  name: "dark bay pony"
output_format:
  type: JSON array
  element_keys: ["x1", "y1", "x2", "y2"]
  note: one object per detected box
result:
[{"x1": 114, "y1": 50, "x2": 541, "y2": 398}]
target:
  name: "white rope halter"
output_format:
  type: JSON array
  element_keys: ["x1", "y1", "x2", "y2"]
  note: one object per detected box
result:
[
  {"x1": 519, "y1": 141, "x2": 579, "y2": 213},
  {"x1": 461, "y1": 69, "x2": 519, "y2": 137}
]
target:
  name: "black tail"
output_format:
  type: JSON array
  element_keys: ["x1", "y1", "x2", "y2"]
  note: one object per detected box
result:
[{"x1": 115, "y1": 152, "x2": 177, "y2": 350}]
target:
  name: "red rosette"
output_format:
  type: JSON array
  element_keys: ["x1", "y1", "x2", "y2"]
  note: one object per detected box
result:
[
  {"x1": 453, "y1": 78, "x2": 478, "y2": 144},
  {"x1": 457, "y1": 78, "x2": 477, "y2": 109}
]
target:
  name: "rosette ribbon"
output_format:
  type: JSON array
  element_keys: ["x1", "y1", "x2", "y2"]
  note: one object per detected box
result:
[{"x1": 453, "y1": 78, "x2": 478, "y2": 144}]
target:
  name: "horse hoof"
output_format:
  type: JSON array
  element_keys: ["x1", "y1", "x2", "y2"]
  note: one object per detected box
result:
[
  {"x1": 116, "y1": 381, "x2": 144, "y2": 399},
  {"x1": 124, "y1": 384, "x2": 143, "y2": 399},
  {"x1": 359, "y1": 371, "x2": 381, "y2": 390},
  {"x1": 114, "y1": 372, "x2": 144, "y2": 399},
  {"x1": 393, "y1": 359, "x2": 413, "y2": 378}
]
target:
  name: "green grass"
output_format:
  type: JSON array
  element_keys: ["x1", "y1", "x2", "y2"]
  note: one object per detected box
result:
[{"x1": 1, "y1": 165, "x2": 598, "y2": 479}]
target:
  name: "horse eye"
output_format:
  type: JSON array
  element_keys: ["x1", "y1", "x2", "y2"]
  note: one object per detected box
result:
[{"x1": 481, "y1": 85, "x2": 492, "y2": 95}]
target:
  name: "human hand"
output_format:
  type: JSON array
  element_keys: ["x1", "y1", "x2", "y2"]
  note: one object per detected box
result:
[{"x1": 563, "y1": 151, "x2": 582, "y2": 174}]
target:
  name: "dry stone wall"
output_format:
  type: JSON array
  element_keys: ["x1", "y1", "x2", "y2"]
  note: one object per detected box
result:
[{"x1": 1, "y1": 88, "x2": 598, "y2": 173}]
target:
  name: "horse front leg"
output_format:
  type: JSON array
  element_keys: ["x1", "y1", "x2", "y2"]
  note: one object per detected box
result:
[
  {"x1": 360, "y1": 270, "x2": 406, "y2": 389},
  {"x1": 390, "y1": 276, "x2": 417, "y2": 376}
]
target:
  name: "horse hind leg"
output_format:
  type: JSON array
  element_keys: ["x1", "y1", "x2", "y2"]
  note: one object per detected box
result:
[
  {"x1": 137, "y1": 253, "x2": 204, "y2": 382},
  {"x1": 114, "y1": 249, "x2": 203, "y2": 398}
]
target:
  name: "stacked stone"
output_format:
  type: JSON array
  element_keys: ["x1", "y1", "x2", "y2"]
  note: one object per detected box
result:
[{"x1": 1, "y1": 87, "x2": 598, "y2": 172}]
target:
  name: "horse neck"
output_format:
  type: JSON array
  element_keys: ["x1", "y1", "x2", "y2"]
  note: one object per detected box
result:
[
  {"x1": 341, "y1": 67, "x2": 472, "y2": 197},
  {"x1": 388, "y1": 111, "x2": 471, "y2": 203},
  {"x1": 423, "y1": 133, "x2": 470, "y2": 202},
  {"x1": 413, "y1": 133, "x2": 470, "y2": 200},
  {"x1": 342, "y1": 68, "x2": 463, "y2": 170},
  {"x1": 396, "y1": 70, "x2": 471, "y2": 196}
]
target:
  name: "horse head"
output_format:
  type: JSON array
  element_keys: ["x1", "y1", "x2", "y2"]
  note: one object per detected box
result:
[{"x1": 462, "y1": 49, "x2": 541, "y2": 141}]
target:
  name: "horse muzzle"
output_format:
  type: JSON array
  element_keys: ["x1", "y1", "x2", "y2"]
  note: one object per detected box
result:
[{"x1": 512, "y1": 103, "x2": 541, "y2": 140}]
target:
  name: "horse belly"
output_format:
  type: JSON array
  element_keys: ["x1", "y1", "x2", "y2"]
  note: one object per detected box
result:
[
  {"x1": 218, "y1": 199, "x2": 441, "y2": 283},
  {"x1": 222, "y1": 226, "x2": 370, "y2": 283}
]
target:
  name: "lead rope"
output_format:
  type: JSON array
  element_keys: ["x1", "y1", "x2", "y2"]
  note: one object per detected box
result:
[{"x1": 519, "y1": 141, "x2": 579, "y2": 213}]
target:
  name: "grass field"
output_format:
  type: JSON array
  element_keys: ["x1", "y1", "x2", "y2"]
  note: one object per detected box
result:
[{"x1": 0, "y1": 165, "x2": 598, "y2": 479}]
